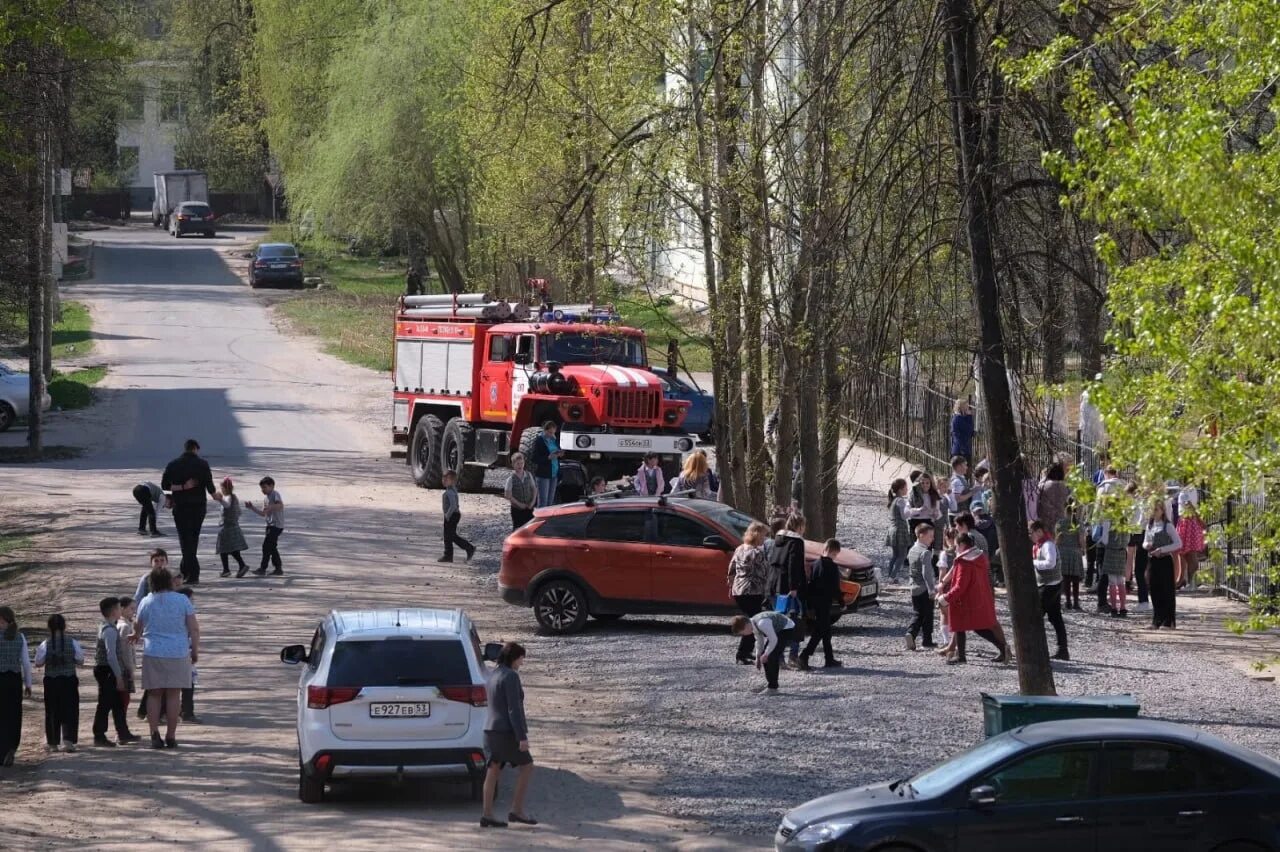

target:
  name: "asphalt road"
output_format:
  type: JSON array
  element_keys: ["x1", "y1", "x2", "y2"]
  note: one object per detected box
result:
[{"x1": 0, "y1": 224, "x2": 723, "y2": 850}]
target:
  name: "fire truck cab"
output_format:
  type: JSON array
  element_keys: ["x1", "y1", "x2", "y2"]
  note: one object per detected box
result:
[{"x1": 391, "y1": 295, "x2": 695, "y2": 495}]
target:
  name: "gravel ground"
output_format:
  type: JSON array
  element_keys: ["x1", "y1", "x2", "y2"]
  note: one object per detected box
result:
[{"x1": 460, "y1": 471, "x2": 1280, "y2": 844}]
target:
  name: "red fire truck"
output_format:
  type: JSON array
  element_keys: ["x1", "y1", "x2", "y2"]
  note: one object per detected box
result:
[{"x1": 391, "y1": 291, "x2": 695, "y2": 495}]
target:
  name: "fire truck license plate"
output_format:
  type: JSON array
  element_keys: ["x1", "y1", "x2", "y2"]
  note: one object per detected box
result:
[{"x1": 619, "y1": 438, "x2": 652, "y2": 448}]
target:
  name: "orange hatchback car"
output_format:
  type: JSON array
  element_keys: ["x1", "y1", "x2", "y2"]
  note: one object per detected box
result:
[{"x1": 498, "y1": 497, "x2": 878, "y2": 634}]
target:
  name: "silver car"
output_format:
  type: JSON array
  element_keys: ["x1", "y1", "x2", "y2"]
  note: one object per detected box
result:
[{"x1": 0, "y1": 363, "x2": 52, "y2": 431}]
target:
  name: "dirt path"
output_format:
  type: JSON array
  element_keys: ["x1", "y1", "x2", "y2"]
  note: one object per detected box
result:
[{"x1": 0, "y1": 225, "x2": 748, "y2": 850}]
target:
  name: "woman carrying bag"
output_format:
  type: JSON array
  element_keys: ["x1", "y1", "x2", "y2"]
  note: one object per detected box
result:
[{"x1": 767, "y1": 513, "x2": 808, "y2": 669}]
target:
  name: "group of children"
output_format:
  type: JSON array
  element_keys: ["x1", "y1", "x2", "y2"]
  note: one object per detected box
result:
[
  {"x1": 131, "y1": 475, "x2": 286, "y2": 578},
  {"x1": 0, "y1": 549, "x2": 204, "y2": 764}
]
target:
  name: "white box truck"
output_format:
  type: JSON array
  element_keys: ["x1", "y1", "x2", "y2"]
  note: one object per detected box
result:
[{"x1": 152, "y1": 170, "x2": 209, "y2": 228}]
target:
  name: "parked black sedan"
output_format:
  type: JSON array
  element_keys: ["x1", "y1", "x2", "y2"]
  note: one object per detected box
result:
[
  {"x1": 249, "y1": 242, "x2": 305, "y2": 288},
  {"x1": 776, "y1": 719, "x2": 1280, "y2": 852}
]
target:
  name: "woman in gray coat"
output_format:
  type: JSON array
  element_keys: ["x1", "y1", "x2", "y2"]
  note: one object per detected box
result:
[
  {"x1": 213, "y1": 478, "x2": 249, "y2": 577},
  {"x1": 481, "y1": 642, "x2": 537, "y2": 829}
]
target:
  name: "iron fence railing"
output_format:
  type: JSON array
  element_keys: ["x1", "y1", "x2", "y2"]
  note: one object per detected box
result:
[{"x1": 843, "y1": 364, "x2": 1276, "y2": 608}]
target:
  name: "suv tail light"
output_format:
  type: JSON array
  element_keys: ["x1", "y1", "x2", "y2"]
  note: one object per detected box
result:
[
  {"x1": 438, "y1": 685, "x2": 487, "y2": 707},
  {"x1": 307, "y1": 685, "x2": 361, "y2": 708}
]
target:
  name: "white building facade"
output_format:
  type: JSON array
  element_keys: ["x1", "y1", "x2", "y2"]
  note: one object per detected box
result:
[{"x1": 115, "y1": 61, "x2": 187, "y2": 209}]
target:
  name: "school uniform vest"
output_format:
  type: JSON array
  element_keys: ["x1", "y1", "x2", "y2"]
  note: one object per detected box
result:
[
  {"x1": 44, "y1": 640, "x2": 77, "y2": 678},
  {"x1": 0, "y1": 634, "x2": 23, "y2": 673},
  {"x1": 94, "y1": 623, "x2": 116, "y2": 669},
  {"x1": 754, "y1": 611, "x2": 792, "y2": 634},
  {"x1": 1035, "y1": 545, "x2": 1063, "y2": 587}
]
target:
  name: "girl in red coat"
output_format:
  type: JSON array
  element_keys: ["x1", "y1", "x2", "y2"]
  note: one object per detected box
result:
[{"x1": 942, "y1": 533, "x2": 1009, "y2": 665}]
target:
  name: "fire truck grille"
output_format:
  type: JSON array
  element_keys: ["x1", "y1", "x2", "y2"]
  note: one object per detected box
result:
[{"x1": 605, "y1": 388, "x2": 660, "y2": 425}]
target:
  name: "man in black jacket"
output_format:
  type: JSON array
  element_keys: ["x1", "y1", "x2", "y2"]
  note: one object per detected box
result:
[
  {"x1": 798, "y1": 538, "x2": 844, "y2": 670},
  {"x1": 161, "y1": 439, "x2": 216, "y2": 584}
]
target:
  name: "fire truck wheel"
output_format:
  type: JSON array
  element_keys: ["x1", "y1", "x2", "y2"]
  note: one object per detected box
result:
[
  {"x1": 410, "y1": 414, "x2": 445, "y2": 489},
  {"x1": 518, "y1": 426, "x2": 543, "y2": 459},
  {"x1": 533, "y1": 580, "x2": 589, "y2": 634},
  {"x1": 442, "y1": 417, "x2": 485, "y2": 492}
]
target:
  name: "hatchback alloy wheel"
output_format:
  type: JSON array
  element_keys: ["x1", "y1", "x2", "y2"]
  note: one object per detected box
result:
[{"x1": 534, "y1": 580, "x2": 587, "y2": 634}]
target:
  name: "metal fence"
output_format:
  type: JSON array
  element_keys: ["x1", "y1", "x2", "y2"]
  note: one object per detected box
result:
[
  {"x1": 844, "y1": 363, "x2": 1276, "y2": 608},
  {"x1": 844, "y1": 366, "x2": 1094, "y2": 476}
]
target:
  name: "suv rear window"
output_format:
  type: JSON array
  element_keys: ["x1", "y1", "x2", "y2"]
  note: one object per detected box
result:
[
  {"x1": 327, "y1": 638, "x2": 470, "y2": 687},
  {"x1": 534, "y1": 512, "x2": 591, "y2": 538}
]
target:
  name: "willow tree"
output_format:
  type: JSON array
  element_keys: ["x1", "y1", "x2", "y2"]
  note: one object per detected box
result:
[
  {"x1": 281, "y1": 1, "x2": 479, "y2": 291},
  {"x1": 1018, "y1": 0, "x2": 1280, "y2": 626}
]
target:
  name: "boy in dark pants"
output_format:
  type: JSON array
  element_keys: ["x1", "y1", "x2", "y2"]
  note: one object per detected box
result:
[
  {"x1": 732, "y1": 611, "x2": 796, "y2": 694},
  {"x1": 246, "y1": 476, "x2": 285, "y2": 576},
  {"x1": 798, "y1": 539, "x2": 844, "y2": 670},
  {"x1": 438, "y1": 470, "x2": 475, "y2": 563},
  {"x1": 904, "y1": 524, "x2": 937, "y2": 651},
  {"x1": 92, "y1": 597, "x2": 138, "y2": 746},
  {"x1": 177, "y1": 586, "x2": 200, "y2": 723},
  {"x1": 132, "y1": 481, "x2": 165, "y2": 536}
]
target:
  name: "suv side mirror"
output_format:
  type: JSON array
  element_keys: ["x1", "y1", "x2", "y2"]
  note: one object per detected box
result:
[
  {"x1": 702, "y1": 535, "x2": 730, "y2": 550},
  {"x1": 514, "y1": 351, "x2": 532, "y2": 366},
  {"x1": 280, "y1": 644, "x2": 309, "y2": 665},
  {"x1": 969, "y1": 785, "x2": 997, "y2": 807},
  {"x1": 483, "y1": 642, "x2": 503, "y2": 663}
]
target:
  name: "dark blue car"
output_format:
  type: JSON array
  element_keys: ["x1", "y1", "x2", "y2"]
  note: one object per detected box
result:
[
  {"x1": 651, "y1": 368, "x2": 714, "y2": 441},
  {"x1": 776, "y1": 718, "x2": 1280, "y2": 852}
]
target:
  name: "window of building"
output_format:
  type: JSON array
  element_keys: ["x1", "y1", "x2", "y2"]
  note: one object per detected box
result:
[
  {"x1": 117, "y1": 146, "x2": 140, "y2": 183},
  {"x1": 122, "y1": 84, "x2": 145, "y2": 121},
  {"x1": 160, "y1": 86, "x2": 186, "y2": 123}
]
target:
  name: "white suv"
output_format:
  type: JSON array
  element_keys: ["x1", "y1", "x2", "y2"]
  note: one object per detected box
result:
[{"x1": 281, "y1": 608, "x2": 499, "y2": 804}]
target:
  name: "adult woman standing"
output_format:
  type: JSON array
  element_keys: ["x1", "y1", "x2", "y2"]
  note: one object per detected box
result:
[
  {"x1": 672, "y1": 452, "x2": 713, "y2": 499},
  {"x1": 133, "y1": 567, "x2": 199, "y2": 749},
  {"x1": 1175, "y1": 501, "x2": 1205, "y2": 590},
  {"x1": 0, "y1": 606, "x2": 33, "y2": 765},
  {"x1": 727, "y1": 522, "x2": 772, "y2": 664},
  {"x1": 767, "y1": 513, "x2": 808, "y2": 668},
  {"x1": 950, "y1": 399, "x2": 975, "y2": 462},
  {"x1": 503, "y1": 453, "x2": 538, "y2": 530},
  {"x1": 481, "y1": 642, "x2": 537, "y2": 829},
  {"x1": 1143, "y1": 502, "x2": 1183, "y2": 630},
  {"x1": 941, "y1": 534, "x2": 1008, "y2": 665},
  {"x1": 528, "y1": 421, "x2": 563, "y2": 507},
  {"x1": 1037, "y1": 463, "x2": 1071, "y2": 529}
]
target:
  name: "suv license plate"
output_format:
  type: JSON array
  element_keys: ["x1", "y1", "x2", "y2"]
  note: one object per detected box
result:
[{"x1": 369, "y1": 702, "x2": 431, "y2": 718}]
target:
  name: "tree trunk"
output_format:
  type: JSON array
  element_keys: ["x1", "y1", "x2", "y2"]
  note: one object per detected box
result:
[
  {"x1": 941, "y1": 0, "x2": 1055, "y2": 695},
  {"x1": 42, "y1": 148, "x2": 55, "y2": 382},
  {"x1": 742, "y1": 0, "x2": 770, "y2": 521},
  {"x1": 26, "y1": 155, "x2": 45, "y2": 456}
]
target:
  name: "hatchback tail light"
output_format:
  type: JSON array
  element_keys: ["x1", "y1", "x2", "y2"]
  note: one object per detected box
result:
[
  {"x1": 176, "y1": 214, "x2": 188, "y2": 221},
  {"x1": 307, "y1": 685, "x2": 361, "y2": 708},
  {"x1": 439, "y1": 685, "x2": 487, "y2": 707}
]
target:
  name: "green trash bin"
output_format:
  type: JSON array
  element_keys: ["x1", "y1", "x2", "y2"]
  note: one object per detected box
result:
[{"x1": 981, "y1": 693, "x2": 1140, "y2": 737}]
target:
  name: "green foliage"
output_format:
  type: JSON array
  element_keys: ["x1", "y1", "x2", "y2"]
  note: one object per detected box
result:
[
  {"x1": 49, "y1": 365, "x2": 105, "y2": 410},
  {"x1": 275, "y1": 255, "x2": 403, "y2": 371},
  {"x1": 1024, "y1": 0, "x2": 1280, "y2": 622},
  {"x1": 51, "y1": 301, "x2": 92, "y2": 359}
]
